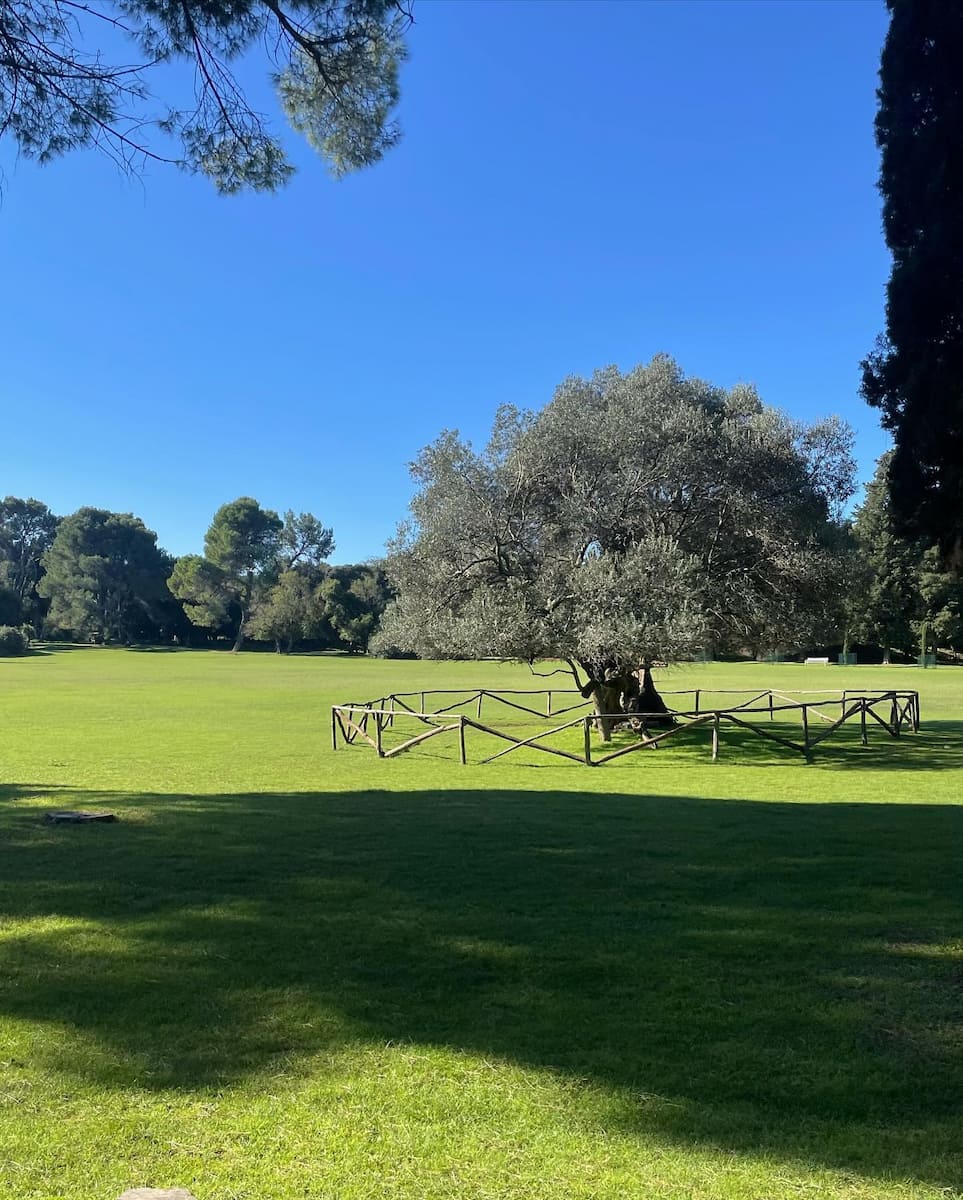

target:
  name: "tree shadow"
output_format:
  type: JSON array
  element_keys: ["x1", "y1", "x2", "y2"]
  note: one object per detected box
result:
[
  {"x1": 17, "y1": 642, "x2": 89, "y2": 657},
  {"x1": 443, "y1": 716, "x2": 963, "y2": 771},
  {"x1": 815, "y1": 718, "x2": 963, "y2": 771},
  {"x1": 122, "y1": 644, "x2": 184, "y2": 652},
  {"x1": 1, "y1": 783, "x2": 962, "y2": 1189},
  {"x1": 706, "y1": 717, "x2": 963, "y2": 771}
]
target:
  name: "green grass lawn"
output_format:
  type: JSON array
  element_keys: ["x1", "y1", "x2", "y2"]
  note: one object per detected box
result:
[{"x1": 1, "y1": 648, "x2": 962, "y2": 1200}]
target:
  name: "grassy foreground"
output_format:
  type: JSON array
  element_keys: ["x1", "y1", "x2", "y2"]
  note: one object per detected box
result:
[{"x1": 1, "y1": 648, "x2": 962, "y2": 1200}]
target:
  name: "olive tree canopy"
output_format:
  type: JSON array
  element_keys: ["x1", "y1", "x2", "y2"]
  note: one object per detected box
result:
[{"x1": 375, "y1": 357, "x2": 855, "y2": 702}]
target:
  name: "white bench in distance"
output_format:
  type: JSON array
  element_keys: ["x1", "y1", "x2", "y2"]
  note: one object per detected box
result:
[{"x1": 804, "y1": 657, "x2": 830, "y2": 664}]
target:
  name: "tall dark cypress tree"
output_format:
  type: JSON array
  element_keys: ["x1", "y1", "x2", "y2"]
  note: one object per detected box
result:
[
  {"x1": 861, "y1": 0, "x2": 963, "y2": 568},
  {"x1": 851, "y1": 454, "x2": 923, "y2": 662}
]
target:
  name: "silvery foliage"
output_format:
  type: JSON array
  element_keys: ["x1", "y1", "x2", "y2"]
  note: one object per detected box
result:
[{"x1": 375, "y1": 356, "x2": 855, "y2": 670}]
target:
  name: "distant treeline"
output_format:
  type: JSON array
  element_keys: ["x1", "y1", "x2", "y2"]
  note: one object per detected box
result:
[
  {"x1": 838, "y1": 453, "x2": 963, "y2": 664},
  {"x1": 0, "y1": 495, "x2": 391, "y2": 654},
  {"x1": 1, "y1": 457, "x2": 961, "y2": 660}
]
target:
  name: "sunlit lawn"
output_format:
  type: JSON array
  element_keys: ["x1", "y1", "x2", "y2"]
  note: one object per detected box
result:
[{"x1": 1, "y1": 647, "x2": 962, "y2": 1199}]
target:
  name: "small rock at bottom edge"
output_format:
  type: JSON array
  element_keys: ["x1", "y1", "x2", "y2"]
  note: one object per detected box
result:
[{"x1": 117, "y1": 1189, "x2": 198, "y2": 1200}]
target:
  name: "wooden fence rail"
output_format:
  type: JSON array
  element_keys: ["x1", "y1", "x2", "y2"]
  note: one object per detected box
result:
[{"x1": 331, "y1": 688, "x2": 920, "y2": 766}]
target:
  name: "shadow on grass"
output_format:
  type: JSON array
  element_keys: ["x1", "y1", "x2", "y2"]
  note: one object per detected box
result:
[
  {"x1": 26, "y1": 643, "x2": 207, "y2": 656},
  {"x1": 1, "y1": 782, "x2": 962, "y2": 1188},
  {"x1": 19, "y1": 642, "x2": 90, "y2": 657},
  {"x1": 711, "y1": 716, "x2": 963, "y2": 772},
  {"x1": 119, "y1": 645, "x2": 362, "y2": 656},
  {"x1": 401, "y1": 716, "x2": 963, "y2": 772},
  {"x1": 123, "y1": 644, "x2": 185, "y2": 653}
]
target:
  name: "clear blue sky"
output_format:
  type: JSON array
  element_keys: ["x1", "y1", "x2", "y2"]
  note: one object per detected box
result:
[{"x1": 0, "y1": 0, "x2": 891, "y2": 563}]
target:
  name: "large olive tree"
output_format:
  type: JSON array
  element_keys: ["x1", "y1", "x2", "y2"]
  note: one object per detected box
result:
[{"x1": 375, "y1": 356, "x2": 855, "y2": 737}]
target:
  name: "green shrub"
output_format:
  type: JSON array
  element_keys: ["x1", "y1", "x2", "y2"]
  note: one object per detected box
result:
[{"x1": 0, "y1": 625, "x2": 28, "y2": 655}]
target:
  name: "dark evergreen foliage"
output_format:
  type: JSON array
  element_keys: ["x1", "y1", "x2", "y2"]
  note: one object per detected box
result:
[
  {"x1": 318, "y1": 562, "x2": 390, "y2": 652},
  {"x1": 850, "y1": 453, "x2": 923, "y2": 662},
  {"x1": 38, "y1": 507, "x2": 172, "y2": 643},
  {"x1": 0, "y1": 496, "x2": 59, "y2": 625},
  {"x1": 861, "y1": 0, "x2": 963, "y2": 566},
  {"x1": 169, "y1": 497, "x2": 283, "y2": 651},
  {"x1": 0, "y1": 0, "x2": 411, "y2": 191}
]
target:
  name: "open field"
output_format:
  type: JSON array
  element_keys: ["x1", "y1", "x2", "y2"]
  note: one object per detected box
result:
[{"x1": 1, "y1": 648, "x2": 962, "y2": 1199}]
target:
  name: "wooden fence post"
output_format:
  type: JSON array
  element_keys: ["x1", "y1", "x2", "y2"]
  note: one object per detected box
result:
[
  {"x1": 801, "y1": 704, "x2": 810, "y2": 757},
  {"x1": 546, "y1": 691, "x2": 553, "y2": 716},
  {"x1": 476, "y1": 691, "x2": 484, "y2": 719},
  {"x1": 375, "y1": 712, "x2": 383, "y2": 757},
  {"x1": 694, "y1": 689, "x2": 701, "y2": 715},
  {"x1": 459, "y1": 715, "x2": 467, "y2": 765},
  {"x1": 331, "y1": 707, "x2": 338, "y2": 751},
  {"x1": 583, "y1": 717, "x2": 592, "y2": 766},
  {"x1": 711, "y1": 714, "x2": 720, "y2": 761},
  {"x1": 860, "y1": 699, "x2": 868, "y2": 746},
  {"x1": 769, "y1": 691, "x2": 774, "y2": 721}
]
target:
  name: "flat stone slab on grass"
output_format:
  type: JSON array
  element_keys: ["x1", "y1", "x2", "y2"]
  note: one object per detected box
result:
[
  {"x1": 43, "y1": 810, "x2": 118, "y2": 824},
  {"x1": 117, "y1": 1190, "x2": 197, "y2": 1200}
]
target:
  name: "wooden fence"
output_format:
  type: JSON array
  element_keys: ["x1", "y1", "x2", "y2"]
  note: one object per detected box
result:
[{"x1": 330, "y1": 687, "x2": 920, "y2": 766}]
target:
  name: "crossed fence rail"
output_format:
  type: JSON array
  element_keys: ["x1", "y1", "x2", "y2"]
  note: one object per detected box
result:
[{"x1": 331, "y1": 687, "x2": 921, "y2": 766}]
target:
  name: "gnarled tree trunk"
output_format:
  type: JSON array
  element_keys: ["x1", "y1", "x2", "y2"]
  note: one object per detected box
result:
[
  {"x1": 578, "y1": 661, "x2": 673, "y2": 742},
  {"x1": 636, "y1": 665, "x2": 674, "y2": 726}
]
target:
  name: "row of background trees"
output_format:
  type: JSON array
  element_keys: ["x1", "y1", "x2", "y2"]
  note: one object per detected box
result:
[
  {"x1": 1, "y1": 447, "x2": 961, "y2": 662},
  {"x1": 2, "y1": 2, "x2": 961, "y2": 659},
  {"x1": 0, "y1": 495, "x2": 390, "y2": 654}
]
